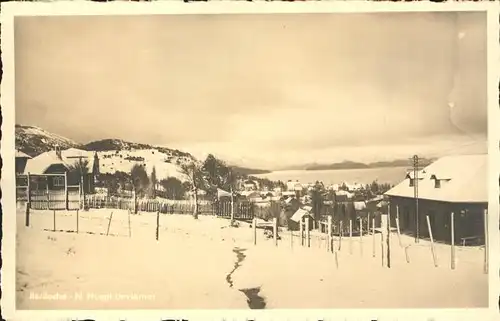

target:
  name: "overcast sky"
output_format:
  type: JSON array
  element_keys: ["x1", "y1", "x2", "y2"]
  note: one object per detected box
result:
[{"x1": 15, "y1": 12, "x2": 487, "y2": 169}]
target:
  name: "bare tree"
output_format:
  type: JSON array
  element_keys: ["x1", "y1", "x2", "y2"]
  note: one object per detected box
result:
[
  {"x1": 130, "y1": 164, "x2": 149, "y2": 214},
  {"x1": 180, "y1": 162, "x2": 205, "y2": 219},
  {"x1": 67, "y1": 159, "x2": 90, "y2": 209},
  {"x1": 202, "y1": 154, "x2": 237, "y2": 224}
]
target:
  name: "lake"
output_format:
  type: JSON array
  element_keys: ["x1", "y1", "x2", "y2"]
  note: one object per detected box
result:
[{"x1": 253, "y1": 166, "x2": 409, "y2": 186}]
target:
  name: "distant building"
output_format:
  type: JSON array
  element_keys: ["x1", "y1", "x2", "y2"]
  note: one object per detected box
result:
[
  {"x1": 243, "y1": 180, "x2": 257, "y2": 191},
  {"x1": 238, "y1": 190, "x2": 262, "y2": 203},
  {"x1": 327, "y1": 184, "x2": 340, "y2": 192},
  {"x1": 385, "y1": 154, "x2": 487, "y2": 244},
  {"x1": 282, "y1": 191, "x2": 296, "y2": 198},
  {"x1": 286, "y1": 180, "x2": 302, "y2": 192},
  {"x1": 22, "y1": 147, "x2": 100, "y2": 194},
  {"x1": 289, "y1": 207, "x2": 314, "y2": 231}
]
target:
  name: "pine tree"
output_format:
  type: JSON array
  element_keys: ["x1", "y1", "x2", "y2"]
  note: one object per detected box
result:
[{"x1": 150, "y1": 166, "x2": 157, "y2": 198}]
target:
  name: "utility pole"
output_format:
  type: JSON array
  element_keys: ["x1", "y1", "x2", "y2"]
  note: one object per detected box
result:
[
  {"x1": 407, "y1": 155, "x2": 425, "y2": 244},
  {"x1": 413, "y1": 155, "x2": 419, "y2": 243}
]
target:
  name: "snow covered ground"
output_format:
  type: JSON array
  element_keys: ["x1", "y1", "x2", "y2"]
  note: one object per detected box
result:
[
  {"x1": 16, "y1": 208, "x2": 487, "y2": 310},
  {"x1": 96, "y1": 149, "x2": 191, "y2": 182}
]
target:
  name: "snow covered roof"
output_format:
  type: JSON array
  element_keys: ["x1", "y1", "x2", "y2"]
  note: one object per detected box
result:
[
  {"x1": 15, "y1": 150, "x2": 31, "y2": 159},
  {"x1": 367, "y1": 195, "x2": 384, "y2": 203},
  {"x1": 336, "y1": 190, "x2": 354, "y2": 198},
  {"x1": 290, "y1": 208, "x2": 313, "y2": 222},
  {"x1": 353, "y1": 201, "x2": 367, "y2": 211},
  {"x1": 217, "y1": 188, "x2": 232, "y2": 198},
  {"x1": 240, "y1": 190, "x2": 261, "y2": 198},
  {"x1": 24, "y1": 148, "x2": 96, "y2": 174},
  {"x1": 385, "y1": 154, "x2": 487, "y2": 204}
]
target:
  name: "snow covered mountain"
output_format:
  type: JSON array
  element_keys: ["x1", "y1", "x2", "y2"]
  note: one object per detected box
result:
[
  {"x1": 15, "y1": 125, "x2": 198, "y2": 182},
  {"x1": 15, "y1": 124, "x2": 80, "y2": 157},
  {"x1": 83, "y1": 139, "x2": 198, "y2": 182}
]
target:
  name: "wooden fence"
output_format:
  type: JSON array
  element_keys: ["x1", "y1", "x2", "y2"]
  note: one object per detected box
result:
[
  {"x1": 17, "y1": 186, "x2": 81, "y2": 210},
  {"x1": 215, "y1": 201, "x2": 254, "y2": 221},
  {"x1": 319, "y1": 211, "x2": 383, "y2": 235},
  {"x1": 19, "y1": 192, "x2": 257, "y2": 220}
]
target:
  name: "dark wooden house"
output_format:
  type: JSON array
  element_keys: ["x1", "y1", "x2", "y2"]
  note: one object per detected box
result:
[
  {"x1": 22, "y1": 147, "x2": 100, "y2": 194},
  {"x1": 385, "y1": 154, "x2": 487, "y2": 245}
]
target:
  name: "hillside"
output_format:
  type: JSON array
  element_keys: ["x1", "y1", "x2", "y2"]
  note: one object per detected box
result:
[
  {"x1": 15, "y1": 124, "x2": 270, "y2": 183},
  {"x1": 83, "y1": 139, "x2": 198, "y2": 181},
  {"x1": 15, "y1": 124, "x2": 81, "y2": 157}
]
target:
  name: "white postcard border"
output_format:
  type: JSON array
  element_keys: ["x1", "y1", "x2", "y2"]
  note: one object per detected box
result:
[{"x1": 1, "y1": 1, "x2": 499, "y2": 320}]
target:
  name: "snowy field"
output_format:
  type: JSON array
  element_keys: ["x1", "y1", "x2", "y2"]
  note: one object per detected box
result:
[{"x1": 16, "y1": 208, "x2": 488, "y2": 310}]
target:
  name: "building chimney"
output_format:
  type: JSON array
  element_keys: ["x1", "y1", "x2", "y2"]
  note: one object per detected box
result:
[{"x1": 55, "y1": 144, "x2": 62, "y2": 160}]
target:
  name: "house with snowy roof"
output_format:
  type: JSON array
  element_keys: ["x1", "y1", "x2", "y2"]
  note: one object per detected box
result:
[
  {"x1": 384, "y1": 154, "x2": 487, "y2": 244},
  {"x1": 289, "y1": 206, "x2": 314, "y2": 231},
  {"x1": 22, "y1": 146, "x2": 100, "y2": 194}
]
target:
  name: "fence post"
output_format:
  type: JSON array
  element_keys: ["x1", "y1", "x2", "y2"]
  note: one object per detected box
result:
[
  {"x1": 79, "y1": 182, "x2": 83, "y2": 210},
  {"x1": 253, "y1": 217, "x2": 257, "y2": 246},
  {"x1": 367, "y1": 213, "x2": 370, "y2": 235},
  {"x1": 76, "y1": 209, "x2": 79, "y2": 233},
  {"x1": 395, "y1": 216, "x2": 403, "y2": 247},
  {"x1": 290, "y1": 229, "x2": 293, "y2": 249},
  {"x1": 451, "y1": 212, "x2": 455, "y2": 270},
  {"x1": 426, "y1": 215, "x2": 438, "y2": 267},
  {"x1": 46, "y1": 180, "x2": 50, "y2": 210},
  {"x1": 273, "y1": 217, "x2": 278, "y2": 246},
  {"x1": 338, "y1": 220, "x2": 343, "y2": 251},
  {"x1": 106, "y1": 211, "x2": 114, "y2": 236},
  {"x1": 387, "y1": 204, "x2": 391, "y2": 268},
  {"x1": 156, "y1": 211, "x2": 160, "y2": 241},
  {"x1": 27, "y1": 173, "x2": 31, "y2": 205},
  {"x1": 305, "y1": 218, "x2": 310, "y2": 248},
  {"x1": 372, "y1": 216, "x2": 376, "y2": 258},
  {"x1": 380, "y1": 230, "x2": 384, "y2": 267},
  {"x1": 53, "y1": 210, "x2": 56, "y2": 231},
  {"x1": 300, "y1": 217, "x2": 304, "y2": 246},
  {"x1": 483, "y1": 209, "x2": 488, "y2": 274},
  {"x1": 25, "y1": 202, "x2": 30, "y2": 227},
  {"x1": 328, "y1": 216, "x2": 333, "y2": 253},
  {"x1": 128, "y1": 209, "x2": 132, "y2": 238},
  {"x1": 349, "y1": 219, "x2": 353, "y2": 254},
  {"x1": 359, "y1": 217, "x2": 363, "y2": 256},
  {"x1": 132, "y1": 190, "x2": 137, "y2": 214}
]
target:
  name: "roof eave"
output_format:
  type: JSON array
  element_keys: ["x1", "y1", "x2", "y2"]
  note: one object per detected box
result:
[{"x1": 385, "y1": 195, "x2": 488, "y2": 205}]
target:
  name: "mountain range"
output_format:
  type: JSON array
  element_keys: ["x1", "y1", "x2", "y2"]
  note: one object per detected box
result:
[
  {"x1": 297, "y1": 158, "x2": 436, "y2": 171},
  {"x1": 16, "y1": 124, "x2": 436, "y2": 179}
]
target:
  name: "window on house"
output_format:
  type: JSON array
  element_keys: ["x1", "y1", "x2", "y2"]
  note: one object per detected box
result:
[
  {"x1": 434, "y1": 179, "x2": 441, "y2": 189},
  {"x1": 409, "y1": 178, "x2": 414, "y2": 187},
  {"x1": 53, "y1": 176, "x2": 64, "y2": 187}
]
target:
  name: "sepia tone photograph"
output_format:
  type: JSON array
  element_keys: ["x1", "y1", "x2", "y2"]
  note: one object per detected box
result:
[{"x1": 1, "y1": 2, "x2": 498, "y2": 316}]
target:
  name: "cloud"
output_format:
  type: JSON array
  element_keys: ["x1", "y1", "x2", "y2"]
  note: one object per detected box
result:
[{"x1": 14, "y1": 12, "x2": 487, "y2": 167}]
